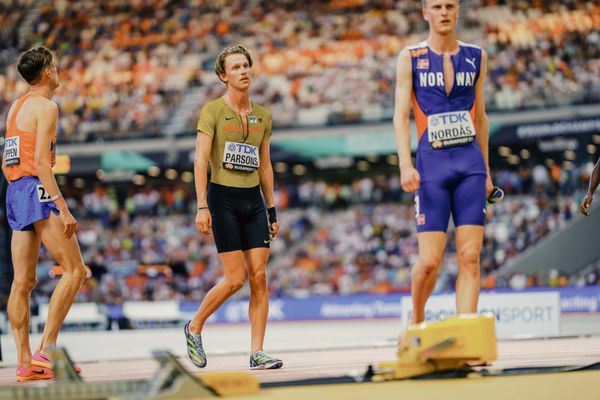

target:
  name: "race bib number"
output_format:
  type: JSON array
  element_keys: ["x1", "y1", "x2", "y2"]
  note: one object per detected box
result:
[
  {"x1": 427, "y1": 111, "x2": 476, "y2": 149},
  {"x1": 4, "y1": 136, "x2": 20, "y2": 166},
  {"x1": 36, "y1": 184, "x2": 53, "y2": 203},
  {"x1": 222, "y1": 141, "x2": 259, "y2": 173}
]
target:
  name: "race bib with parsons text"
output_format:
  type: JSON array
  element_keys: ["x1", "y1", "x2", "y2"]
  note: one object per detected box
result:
[{"x1": 222, "y1": 141, "x2": 259, "y2": 173}]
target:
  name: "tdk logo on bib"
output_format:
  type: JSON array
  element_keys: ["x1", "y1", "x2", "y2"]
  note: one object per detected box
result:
[
  {"x1": 227, "y1": 143, "x2": 257, "y2": 155},
  {"x1": 430, "y1": 113, "x2": 469, "y2": 126},
  {"x1": 4, "y1": 136, "x2": 20, "y2": 166},
  {"x1": 223, "y1": 141, "x2": 259, "y2": 173},
  {"x1": 427, "y1": 111, "x2": 476, "y2": 149}
]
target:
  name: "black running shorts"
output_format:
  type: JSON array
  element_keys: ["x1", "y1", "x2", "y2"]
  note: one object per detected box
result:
[{"x1": 207, "y1": 182, "x2": 270, "y2": 253}]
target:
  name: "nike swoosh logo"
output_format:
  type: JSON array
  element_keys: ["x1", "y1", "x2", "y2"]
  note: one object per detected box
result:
[
  {"x1": 225, "y1": 116, "x2": 234, "y2": 120},
  {"x1": 32, "y1": 368, "x2": 46, "y2": 375},
  {"x1": 263, "y1": 240, "x2": 271, "y2": 244}
]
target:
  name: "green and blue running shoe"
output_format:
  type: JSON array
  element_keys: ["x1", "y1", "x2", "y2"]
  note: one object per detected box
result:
[
  {"x1": 249, "y1": 351, "x2": 283, "y2": 370},
  {"x1": 184, "y1": 321, "x2": 207, "y2": 368}
]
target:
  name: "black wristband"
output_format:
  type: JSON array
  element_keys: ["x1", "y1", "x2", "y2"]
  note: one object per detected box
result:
[
  {"x1": 198, "y1": 206, "x2": 209, "y2": 211},
  {"x1": 267, "y1": 207, "x2": 277, "y2": 224}
]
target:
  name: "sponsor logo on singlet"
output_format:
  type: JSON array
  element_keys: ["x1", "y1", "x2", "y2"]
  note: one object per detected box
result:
[
  {"x1": 4, "y1": 136, "x2": 20, "y2": 166},
  {"x1": 222, "y1": 141, "x2": 259, "y2": 173},
  {"x1": 427, "y1": 111, "x2": 476, "y2": 149}
]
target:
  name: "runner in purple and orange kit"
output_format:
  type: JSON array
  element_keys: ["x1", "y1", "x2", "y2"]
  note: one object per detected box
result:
[
  {"x1": 394, "y1": 0, "x2": 494, "y2": 350},
  {"x1": 2, "y1": 47, "x2": 86, "y2": 381}
]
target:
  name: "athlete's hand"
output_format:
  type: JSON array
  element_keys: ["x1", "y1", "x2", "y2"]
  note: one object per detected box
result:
[
  {"x1": 269, "y1": 221, "x2": 280, "y2": 239},
  {"x1": 196, "y1": 209, "x2": 212, "y2": 234},
  {"x1": 486, "y1": 175, "x2": 494, "y2": 198},
  {"x1": 400, "y1": 166, "x2": 420, "y2": 193},
  {"x1": 580, "y1": 193, "x2": 593, "y2": 216},
  {"x1": 59, "y1": 209, "x2": 78, "y2": 239}
]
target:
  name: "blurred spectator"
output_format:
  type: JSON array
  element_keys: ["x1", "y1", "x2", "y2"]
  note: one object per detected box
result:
[{"x1": 0, "y1": 1, "x2": 598, "y2": 142}]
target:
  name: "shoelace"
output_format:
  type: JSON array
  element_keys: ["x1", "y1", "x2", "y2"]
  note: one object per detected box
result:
[
  {"x1": 253, "y1": 352, "x2": 279, "y2": 362},
  {"x1": 188, "y1": 332, "x2": 203, "y2": 348}
]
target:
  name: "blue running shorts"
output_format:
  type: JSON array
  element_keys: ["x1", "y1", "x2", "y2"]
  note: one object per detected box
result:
[
  {"x1": 415, "y1": 145, "x2": 487, "y2": 233},
  {"x1": 6, "y1": 176, "x2": 60, "y2": 231}
]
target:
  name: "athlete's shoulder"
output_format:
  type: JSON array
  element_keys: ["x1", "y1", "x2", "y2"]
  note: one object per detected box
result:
[
  {"x1": 29, "y1": 96, "x2": 58, "y2": 114},
  {"x1": 251, "y1": 102, "x2": 271, "y2": 118},
  {"x1": 458, "y1": 41, "x2": 483, "y2": 50},
  {"x1": 202, "y1": 97, "x2": 227, "y2": 115},
  {"x1": 405, "y1": 41, "x2": 429, "y2": 58},
  {"x1": 459, "y1": 41, "x2": 485, "y2": 56}
]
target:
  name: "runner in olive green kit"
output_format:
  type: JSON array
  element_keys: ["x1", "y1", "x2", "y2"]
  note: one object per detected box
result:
[{"x1": 185, "y1": 45, "x2": 282, "y2": 370}]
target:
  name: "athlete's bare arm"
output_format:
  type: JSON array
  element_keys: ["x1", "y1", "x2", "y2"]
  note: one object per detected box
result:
[
  {"x1": 258, "y1": 135, "x2": 279, "y2": 236},
  {"x1": 33, "y1": 98, "x2": 77, "y2": 238},
  {"x1": 580, "y1": 157, "x2": 600, "y2": 216},
  {"x1": 473, "y1": 50, "x2": 493, "y2": 196},
  {"x1": 194, "y1": 131, "x2": 212, "y2": 234},
  {"x1": 394, "y1": 48, "x2": 420, "y2": 193}
]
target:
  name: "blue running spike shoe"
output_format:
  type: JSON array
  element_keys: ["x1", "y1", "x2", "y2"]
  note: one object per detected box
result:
[
  {"x1": 184, "y1": 321, "x2": 207, "y2": 368},
  {"x1": 249, "y1": 351, "x2": 283, "y2": 370}
]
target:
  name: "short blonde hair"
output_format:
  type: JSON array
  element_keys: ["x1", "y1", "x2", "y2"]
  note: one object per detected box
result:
[
  {"x1": 422, "y1": 0, "x2": 460, "y2": 7},
  {"x1": 214, "y1": 45, "x2": 253, "y2": 84}
]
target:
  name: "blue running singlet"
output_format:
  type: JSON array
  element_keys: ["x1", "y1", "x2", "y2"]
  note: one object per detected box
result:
[{"x1": 409, "y1": 41, "x2": 487, "y2": 232}]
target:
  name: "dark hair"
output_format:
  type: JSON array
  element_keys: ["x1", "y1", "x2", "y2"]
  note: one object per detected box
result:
[
  {"x1": 17, "y1": 46, "x2": 54, "y2": 84},
  {"x1": 214, "y1": 45, "x2": 253, "y2": 83}
]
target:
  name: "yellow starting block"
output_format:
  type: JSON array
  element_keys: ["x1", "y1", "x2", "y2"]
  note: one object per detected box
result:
[{"x1": 377, "y1": 313, "x2": 497, "y2": 380}]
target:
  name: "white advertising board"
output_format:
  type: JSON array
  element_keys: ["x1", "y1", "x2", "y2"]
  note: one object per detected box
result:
[{"x1": 400, "y1": 291, "x2": 560, "y2": 339}]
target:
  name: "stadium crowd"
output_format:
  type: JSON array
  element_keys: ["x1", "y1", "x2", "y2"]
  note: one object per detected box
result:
[
  {"x1": 0, "y1": 0, "x2": 598, "y2": 143},
  {"x1": 0, "y1": 0, "x2": 598, "y2": 326},
  {"x1": 23, "y1": 160, "x2": 597, "y2": 307}
]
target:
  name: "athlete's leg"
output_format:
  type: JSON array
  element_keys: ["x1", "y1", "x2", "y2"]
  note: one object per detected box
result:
[
  {"x1": 188, "y1": 250, "x2": 246, "y2": 334},
  {"x1": 34, "y1": 212, "x2": 87, "y2": 352},
  {"x1": 411, "y1": 169, "x2": 452, "y2": 324},
  {"x1": 451, "y1": 168, "x2": 486, "y2": 314},
  {"x1": 454, "y1": 225, "x2": 484, "y2": 313},
  {"x1": 244, "y1": 247, "x2": 270, "y2": 353},
  {"x1": 411, "y1": 232, "x2": 447, "y2": 324},
  {"x1": 8, "y1": 231, "x2": 40, "y2": 367}
]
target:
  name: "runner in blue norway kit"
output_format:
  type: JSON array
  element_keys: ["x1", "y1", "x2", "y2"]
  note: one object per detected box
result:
[
  {"x1": 411, "y1": 40, "x2": 487, "y2": 232},
  {"x1": 394, "y1": 0, "x2": 495, "y2": 351}
]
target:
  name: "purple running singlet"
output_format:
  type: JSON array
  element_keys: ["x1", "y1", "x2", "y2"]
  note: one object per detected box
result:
[{"x1": 409, "y1": 41, "x2": 487, "y2": 232}]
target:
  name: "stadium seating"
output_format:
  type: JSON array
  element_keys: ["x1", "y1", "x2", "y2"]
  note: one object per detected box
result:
[{"x1": 0, "y1": 1, "x2": 597, "y2": 142}]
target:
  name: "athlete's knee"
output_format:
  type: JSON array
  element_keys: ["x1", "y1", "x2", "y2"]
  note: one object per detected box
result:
[
  {"x1": 248, "y1": 269, "x2": 267, "y2": 291},
  {"x1": 69, "y1": 264, "x2": 87, "y2": 284},
  {"x1": 458, "y1": 247, "x2": 480, "y2": 275},
  {"x1": 414, "y1": 256, "x2": 442, "y2": 279},
  {"x1": 249, "y1": 267, "x2": 266, "y2": 284},
  {"x1": 225, "y1": 276, "x2": 245, "y2": 293},
  {"x1": 61, "y1": 258, "x2": 87, "y2": 279},
  {"x1": 12, "y1": 276, "x2": 37, "y2": 294}
]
